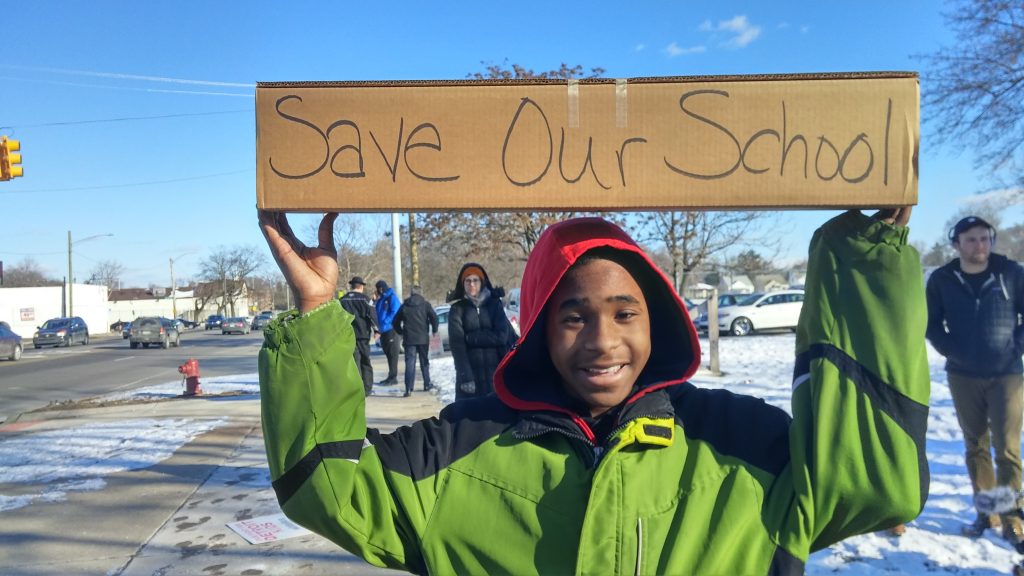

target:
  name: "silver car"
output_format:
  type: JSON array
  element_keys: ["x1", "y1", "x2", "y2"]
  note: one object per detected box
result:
[{"x1": 434, "y1": 305, "x2": 451, "y2": 351}]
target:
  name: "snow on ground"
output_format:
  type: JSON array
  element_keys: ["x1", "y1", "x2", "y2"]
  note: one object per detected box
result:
[
  {"x1": 0, "y1": 335, "x2": 1020, "y2": 573},
  {"x1": 0, "y1": 417, "x2": 225, "y2": 512}
]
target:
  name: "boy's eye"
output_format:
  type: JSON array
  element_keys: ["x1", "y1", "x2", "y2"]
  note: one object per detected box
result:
[
  {"x1": 616, "y1": 310, "x2": 639, "y2": 321},
  {"x1": 562, "y1": 314, "x2": 585, "y2": 325}
]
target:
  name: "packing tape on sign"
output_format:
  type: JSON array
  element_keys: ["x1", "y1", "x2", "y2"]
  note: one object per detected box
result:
[
  {"x1": 567, "y1": 79, "x2": 580, "y2": 128},
  {"x1": 616, "y1": 79, "x2": 628, "y2": 128}
]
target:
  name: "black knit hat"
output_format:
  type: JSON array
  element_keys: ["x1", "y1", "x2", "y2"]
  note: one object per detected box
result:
[
  {"x1": 349, "y1": 276, "x2": 365, "y2": 287},
  {"x1": 950, "y1": 216, "x2": 995, "y2": 243}
]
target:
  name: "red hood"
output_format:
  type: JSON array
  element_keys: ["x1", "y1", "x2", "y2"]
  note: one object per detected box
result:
[{"x1": 494, "y1": 217, "x2": 701, "y2": 430}]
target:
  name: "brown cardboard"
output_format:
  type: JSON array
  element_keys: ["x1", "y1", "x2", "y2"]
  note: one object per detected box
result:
[{"x1": 256, "y1": 73, "x2": 918, "y2": 212}]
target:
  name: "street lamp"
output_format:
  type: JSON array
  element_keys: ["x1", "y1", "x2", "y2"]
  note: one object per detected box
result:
[
  {"x1": 67, "y1": 231, "x2": 114, "y2": 317},
  {"x1": 169, "y1": 252, "x2": 196, "y2": 319}
]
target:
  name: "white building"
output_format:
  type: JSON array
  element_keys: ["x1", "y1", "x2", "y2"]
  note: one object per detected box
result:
[{"x1": 0, "y1": 284, "x2": 109, "y2": 336}]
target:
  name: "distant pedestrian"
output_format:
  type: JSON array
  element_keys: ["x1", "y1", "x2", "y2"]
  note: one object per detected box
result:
[
  {"x1": 393, "y1": 285, "x2": 439, "y2": 397},
  {"x1": 339, "y1": 276, "x2": 378, "y2": 396},
  {"x1": 927, "y1": 215, "x2": 1024, "y2": 547},
  {"x1": 374, "y1": 280, "x2": 402, "y2": 385},
  {"x1": 449, "y1": 263, "x2": 514, "y2": 401}
]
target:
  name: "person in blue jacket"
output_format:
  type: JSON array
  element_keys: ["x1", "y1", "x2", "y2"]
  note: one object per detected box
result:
[{"x1": 374, "y1": 279, "x2": 403, "y2": 385}]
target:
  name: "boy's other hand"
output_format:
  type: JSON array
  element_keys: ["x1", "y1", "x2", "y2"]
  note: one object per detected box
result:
[
  {"x1": 259, "y1": 210, "x2": 339, "y2": 314},
  {"x1": 872, "y1": 207, "x2": 912, "y2": 227}
]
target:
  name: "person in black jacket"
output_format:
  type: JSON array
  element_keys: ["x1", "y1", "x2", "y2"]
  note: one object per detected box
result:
[
  {"x1": 393, "y1": 285, "x2": 439, "y2": 397},
  {"x1": 927, "y1": 215, "x2": 1024, "y2": 545},
  {"x1": 449, "y1": 263, "x2": 514, "y2": 401},
  {"x1": 339, "y1": 276, "x2": 378, "y2": 396}
]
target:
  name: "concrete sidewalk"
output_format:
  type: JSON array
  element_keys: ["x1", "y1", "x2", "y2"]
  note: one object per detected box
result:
[{"x1": 0, "y1": 387, "x2": 443, "y2": 576}]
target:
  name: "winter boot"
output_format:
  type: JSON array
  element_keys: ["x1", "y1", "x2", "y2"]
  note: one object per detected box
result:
[
  {"x1": 1002, "y1": 511, "x2": 1024, "y2": 553},
  {"x1": 885, "y1": 523, "x2": 906, "y2": 537},
  {"x1": 961, "y1": 513, "x2": 1001, "y2": 538}
]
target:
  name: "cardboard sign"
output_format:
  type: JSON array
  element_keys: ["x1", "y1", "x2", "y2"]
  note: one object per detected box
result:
[
  {"x1": 227, "y1": 513, "x2": 310, "y2": 544},
  {"x1": 256, "y1": 73, "x2": 918, "y2": 212}
]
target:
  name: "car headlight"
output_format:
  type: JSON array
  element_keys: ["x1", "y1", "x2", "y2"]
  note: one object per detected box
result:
[{"x1": 56, "y1": 330, "x2": 67, "y2": 337}]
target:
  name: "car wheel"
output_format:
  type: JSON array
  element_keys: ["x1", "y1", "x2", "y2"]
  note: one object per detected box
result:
[
  {"x1": 130, "y1": 341, "x2": 138, "y2": 349},
  {"x1": 34, "y1": 344, "x2": 41, "y2": 349},
  {"x1": 173, "y1": 335, "x2": 181, "y2": 347},
  {"x1": 161, "y1": 336, "x2": 169, "y2": 349},
  {"x1": 63, "y1": 336, "x2": 71, "y2": 347},
  {"x1": 83, "y1": 334, "x2": 90, "y2": 345},
  {"x1": 10, "y1": 344, "x2": 21, "y2": 361},
  {"x1": 730, "y1": 317, "x2": 753, "y2": 337}
]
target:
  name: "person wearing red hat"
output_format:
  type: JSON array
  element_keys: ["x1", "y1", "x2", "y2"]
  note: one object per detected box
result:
[{"x1": 448, "y1": 263, "x2": 515, "y2": 401}]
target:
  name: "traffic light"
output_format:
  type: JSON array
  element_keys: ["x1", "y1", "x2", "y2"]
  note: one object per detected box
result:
[{"x1": 0, "y1": 136, "x2": 23, "y2": 181}]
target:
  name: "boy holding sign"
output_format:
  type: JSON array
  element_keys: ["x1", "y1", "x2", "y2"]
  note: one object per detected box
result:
[{"x1": 258, "y1": 207, "x2": 926, "y2": 574}]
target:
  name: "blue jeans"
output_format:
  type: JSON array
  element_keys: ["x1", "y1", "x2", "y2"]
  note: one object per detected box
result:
[{"x1": 404, "y1": 344, "x2": 431, "y2": 393}]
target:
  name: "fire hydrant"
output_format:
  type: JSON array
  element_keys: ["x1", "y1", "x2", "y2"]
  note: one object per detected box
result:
[{"x1": 178, "y1": 358, "x2": 202, "y2": 396}]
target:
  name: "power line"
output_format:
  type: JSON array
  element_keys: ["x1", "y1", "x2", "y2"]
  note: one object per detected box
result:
[
  {"x1": 0, "y1": 109, "x2": 253, "y2": 130},
  {"x1": 0, "y1": 169, "x2": 252, "y2": 194}
]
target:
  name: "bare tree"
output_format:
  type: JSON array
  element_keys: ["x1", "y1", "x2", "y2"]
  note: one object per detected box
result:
[
  {"x1": 86, "y1": 259, "x2": 125, "y2": 291},
  {"x1": 2, "y1": 258, "x2": 58, "y2": 287},
  {"x1": 920, "y1": 0, "x2": 1024, "y2": 186},
  {"x1": 634, "y1": 211, "x2": 780, "y2": 293},
  {"x1": 199, "y1": 245, "x2": 268, "y2": 316}
]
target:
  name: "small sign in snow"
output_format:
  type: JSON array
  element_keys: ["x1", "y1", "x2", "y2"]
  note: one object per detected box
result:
[{"x1": 227, "y1": 513, "x2": 310, "y2": 544}]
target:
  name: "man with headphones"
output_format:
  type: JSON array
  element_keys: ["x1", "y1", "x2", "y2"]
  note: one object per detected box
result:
[{"x1": 927, "y1": 215, "x2": 1024, "y2": 549}]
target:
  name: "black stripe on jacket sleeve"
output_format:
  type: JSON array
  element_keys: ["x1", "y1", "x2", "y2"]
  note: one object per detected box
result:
[
  {"x1": 272, "y1": 439, "x2": 365, "y2": 506},
  {"x1": 795, "y1": 342, "x2": 929, "y2": 508}
]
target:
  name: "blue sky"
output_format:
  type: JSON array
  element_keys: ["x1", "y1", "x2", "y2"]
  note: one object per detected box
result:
[{"x1": 1, "y1": 1, "x2": 1016, "y2": 288}]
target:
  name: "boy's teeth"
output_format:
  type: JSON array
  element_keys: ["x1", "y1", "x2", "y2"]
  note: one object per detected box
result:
[{"x1": 586, "y1": 365, "x2": 622, "y2": 375}]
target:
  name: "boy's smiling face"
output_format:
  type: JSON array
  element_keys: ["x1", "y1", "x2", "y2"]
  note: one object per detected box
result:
[{"x1": 544, "y1": 257, "x2": 652, "y2": 417}]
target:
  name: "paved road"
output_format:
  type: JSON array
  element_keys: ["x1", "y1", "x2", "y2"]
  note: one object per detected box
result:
[{"x1": 0, "y1": 328, "x2": 266, "y2": 424}]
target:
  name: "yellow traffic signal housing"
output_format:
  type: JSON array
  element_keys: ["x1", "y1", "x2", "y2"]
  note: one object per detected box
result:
[{"x1": 0, "y1": 137, "x2": 23, "y2": 181}]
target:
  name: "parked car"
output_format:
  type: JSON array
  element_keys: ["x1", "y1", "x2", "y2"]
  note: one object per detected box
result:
[
  {"x1": 205, "y1": 314, "x2": 225, "y2": 330},
  {"x1": 221, "y1": 317, "x2": 250, "y2": 335},
  {"x1": 251, "y1": 312, "x2": 273, "y2": 330},
  {"x1": 171, "y1": 319, "x2": 186, "y2": 333},
  {"x1": 713, "y1": 290, "x2": 805, "y2": 336},
  {"x1": 33, "y1": 316, "x2": 89, "y2": 348},
  {"x1": 177, "y1": 318, "x2": 198, "y2": 329},
  {"x1": 694, "y1": 292, "x2": 749, "y2": 332},
  {"x1": 504, "y1": 288, "x2": 521, "y2": 337},
  {"x1": 129, "y1": 316, "x2": 180, "y2": 349},
  {"x1": 434, "y1": 304, "x2": 451, "y2": 351},
  {"x1": 121, "y1": 321, "x2": 133, "y2": 339},
  {"x1": 0, "y1": 322, "x2": 23, "y2": 361},
  {"x1": 110, "y1": 320, "x2": 130, "y2": 333}
]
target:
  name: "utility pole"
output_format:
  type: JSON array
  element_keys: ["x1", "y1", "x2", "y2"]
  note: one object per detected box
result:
[
  {"x1": 391, "y1": 213, "x2": 403, "y2": 300},
  {"x1": 67, "y1": 231, "x2": 114, "y2": 317},
  {"x1": 709, "y1": 287, "x2": 721, "y2": 376},
  {"x1": 168, "y1": 252, "x2": 194, "y2": 319},
  {"x1": 408, "y1": 213, "x2": 419, "y2": 287},
  {"x1": 67, "y1": 231, "x2": 73, "y2": 317}
]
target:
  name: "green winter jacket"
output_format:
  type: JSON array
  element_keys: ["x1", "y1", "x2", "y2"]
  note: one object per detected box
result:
[{"x1": 259, "y1": 211, "x2": 930, "y2": 575}]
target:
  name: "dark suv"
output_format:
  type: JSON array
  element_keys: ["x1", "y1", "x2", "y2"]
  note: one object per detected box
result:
[
  {"x1": 129, "y1": 317, "x2": 180, "y2": 349},
  {"x1": 205, "y1": 314, "x2": 225, "y2": 330},
  {"x1": 33, "y1": 317, "x2": 89, "y2": 348}
]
